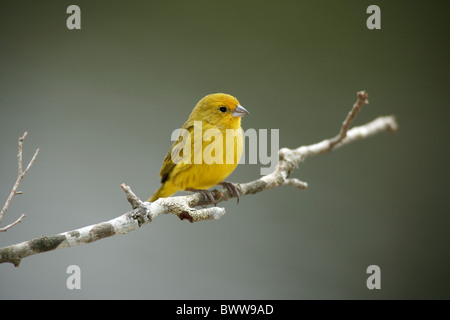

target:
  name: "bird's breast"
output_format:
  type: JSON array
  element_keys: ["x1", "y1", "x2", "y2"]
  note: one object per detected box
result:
[{"x1": 172, "y1": 127, "x2": 243, "y2": 190}]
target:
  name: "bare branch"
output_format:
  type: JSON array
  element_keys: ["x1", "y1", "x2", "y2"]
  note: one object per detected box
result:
[
  {"x1": 329, "y1": 90, "x2": 369, "y2": 149},
  {"x1": 17, "y1": 132, "x2": 27, "y2": 176},
  {"x1": 0, "y1": 132, "x2": 40, "y2": 232},
  {"x1": 121, "y1": 183, "x2": 143, "y2": 210},
  {"x1": 0, "y1": 214, "x2": 26, "y2": 232},
  {"x1": 0, "y1": 186, "x2": 226, "y2": 266},
  {"x1": 283, "y1": 178, "x2": 308, "y2": 190},
  {"x1": 0, "y1": 91, "x2": 398, "y2": 266}
]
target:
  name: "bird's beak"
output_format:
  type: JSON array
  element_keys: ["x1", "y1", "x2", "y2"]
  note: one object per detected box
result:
[{"x1": 232, "y1": 105, "x2": 249, "y2": 118}]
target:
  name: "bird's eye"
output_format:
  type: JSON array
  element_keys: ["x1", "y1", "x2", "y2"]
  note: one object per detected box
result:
[{"x1": 219, "y1": 106, "x2": 227, "y2": 113}]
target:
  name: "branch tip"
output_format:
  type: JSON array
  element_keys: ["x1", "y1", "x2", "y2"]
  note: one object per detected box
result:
[
  {"x1": 284, "y1": 178, "x2": 308, "y2": 190},
  {"x1": 357, "y1": 90, "x2": 369, "y2": 104},
  {"x1": 387, "y1": 116, "x2": 399, "y2": 133},
  {"x1": 121, "y1": 183, "x2": 143, "y2": 210},
  {"x1": 1, "y1": 131, "x2": 39, "y2": 232},
  {"x1": 19, "y1": 131, "x2": 28, "y2": 142}
]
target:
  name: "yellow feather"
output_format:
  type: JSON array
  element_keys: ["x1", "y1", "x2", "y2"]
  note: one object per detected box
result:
[{"x1": 149, "y1": 93, "x2": 247, "y2": 202}]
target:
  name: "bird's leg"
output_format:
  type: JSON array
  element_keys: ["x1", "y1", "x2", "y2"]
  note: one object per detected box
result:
[
  {"x1": 218, "y1": 182, "x2": 241, "y2": 204},
  {"x1": 186, "y1": 188, "x2": 216, "y2": 206}
]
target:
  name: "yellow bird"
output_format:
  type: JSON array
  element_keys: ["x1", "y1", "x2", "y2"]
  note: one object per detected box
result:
[{"x1": 149, "y1": 93, "x2": 249, "y2": 203}]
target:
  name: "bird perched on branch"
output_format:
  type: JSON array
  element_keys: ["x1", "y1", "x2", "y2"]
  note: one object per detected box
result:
[{"x1": 149, "y1": 93, "x2": 249, "y2": 204}]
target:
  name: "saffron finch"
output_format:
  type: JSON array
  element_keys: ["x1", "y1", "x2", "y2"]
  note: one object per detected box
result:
[{"x1": 149, "y1": 93, "x2": 249, "y2": 203}]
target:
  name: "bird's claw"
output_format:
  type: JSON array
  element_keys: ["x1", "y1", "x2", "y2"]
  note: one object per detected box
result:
[
  {"x1": 187, "y1": 188, "x2": 217, "y2": 206},
  {"x1": 200, "y1": 190, "x2": 216, "y2": 206},
  {"x1": 219, "y1": 182, "x2": 241, "y2": 204}
]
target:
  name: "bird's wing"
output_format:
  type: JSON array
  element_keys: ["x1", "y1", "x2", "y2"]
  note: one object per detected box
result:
[
  {"x1": 159, "y1": 150, "x2": 175, "y2": 184},
  {"x1": 159, "y1": 124, "x2": 194, "y2": 183}
]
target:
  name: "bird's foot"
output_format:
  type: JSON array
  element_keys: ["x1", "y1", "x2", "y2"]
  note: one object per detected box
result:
[
  {"x1": 219, "y1": 182, "x2": 241, "y2": 204},
  {"x1": 186, "y1": 188, "x2": 217, "y2": 206}
]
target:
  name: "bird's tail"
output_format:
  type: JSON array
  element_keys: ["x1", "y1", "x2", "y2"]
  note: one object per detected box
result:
[{"x1": 148, "y1": 181, "x2": 178, "y2": 202}]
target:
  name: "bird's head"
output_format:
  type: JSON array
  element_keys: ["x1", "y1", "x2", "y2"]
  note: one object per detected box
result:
[{"x1": 190, "y1": 93, "x2": 249, "y2": 130}]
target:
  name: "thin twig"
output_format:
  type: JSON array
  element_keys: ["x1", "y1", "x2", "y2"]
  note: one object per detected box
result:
[
  {"x1": 329, "y1": 90, "x2": 369, "y2": 149},
  {"x1": 0, "y1": 132, "x2": 40, "y2": 232},
  {"x1": 0, "y1": 214, "x2": 26, "y2": 231}
]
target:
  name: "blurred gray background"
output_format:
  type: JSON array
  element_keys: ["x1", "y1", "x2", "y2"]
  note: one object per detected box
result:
[{"x1": 1, "y1": 0, "x2": 449, "y2": 299}]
